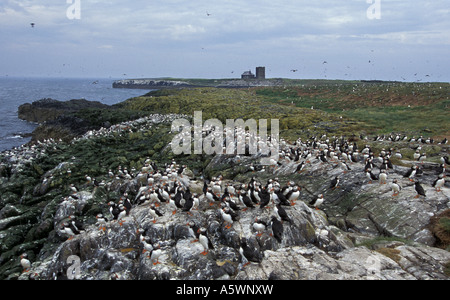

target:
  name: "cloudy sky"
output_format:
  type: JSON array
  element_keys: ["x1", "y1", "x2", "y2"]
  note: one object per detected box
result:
[{"x1": 0, "y1": 0, "x2": 449, "y2": 81}]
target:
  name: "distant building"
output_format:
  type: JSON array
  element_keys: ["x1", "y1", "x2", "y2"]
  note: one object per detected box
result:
[
  {"x1": 241, "y1": 70, "x2": 255, "y2": 79},
  {"x1": 241, "y1": 67, "x2": 265, "y2": 80}
]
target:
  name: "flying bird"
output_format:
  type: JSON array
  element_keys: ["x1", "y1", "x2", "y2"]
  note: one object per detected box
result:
[{"x1": 30, "y1": 23, "x2": 35, "y2": 28}]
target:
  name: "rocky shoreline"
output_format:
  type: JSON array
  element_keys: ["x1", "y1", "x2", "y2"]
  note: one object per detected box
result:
[
  {"x1": 0, "y1": 92, "x2": 449, "y2": 280},
  {"x1": 112, "y1": 78, "x2": 286, "y2": 89}
]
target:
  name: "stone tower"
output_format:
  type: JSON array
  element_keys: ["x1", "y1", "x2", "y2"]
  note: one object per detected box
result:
[{"x1": 256, "y1": 67, "x2": 265, "y2": 79}]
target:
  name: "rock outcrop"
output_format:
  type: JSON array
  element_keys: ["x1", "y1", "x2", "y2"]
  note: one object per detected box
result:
[
  {"x1": 18, "y1": 98, "x2": 109, "y2": 123},
  {"x1": 2, "y1": 103, "x2": 449, "y2": 280}
]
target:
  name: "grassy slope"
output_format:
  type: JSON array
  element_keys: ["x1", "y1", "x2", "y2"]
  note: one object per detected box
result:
[
  {"x1": 254, "y1": 81, "x2": 450, "y2": 138},
  {"x1": 115, "y1": 87, "x2": 366, "y2": 140}
]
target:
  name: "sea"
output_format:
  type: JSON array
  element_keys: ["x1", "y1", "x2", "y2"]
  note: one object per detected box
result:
[{"x1": 0, "y1": 77, "x2": 152, "y2": 152}]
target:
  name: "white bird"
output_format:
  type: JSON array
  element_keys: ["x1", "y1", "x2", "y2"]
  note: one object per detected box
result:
[
  {"x1": 253, "y1": 218, "x2": 267, "y2": 236},
  {"x1": 391, "y1": 179, "x2": 401, "y2": 196},
  {"x1": 220, "y1": 208, "x2": 234, "y2": 229},
  {"x1": 310, "y1": 194, "x2": 324, "y2": 210},
  {"x1": 20, "y1": 253, "x2": 31, "y2": 272},
  {"x1": 168, "y1": 198, "x2": 177, "y2": 215},
  {"x1": 96, "y1": 214, "x2": 107, "y2": 231},
  {"x1": 148, "y1": 242, "x2": 162, "y2": 265},
  {"x1": 433, "y1": 174, "x2": 446, "y2": 192},
  {"x1": 379, "y1": 169, "x2": 388, "y2": 184}
]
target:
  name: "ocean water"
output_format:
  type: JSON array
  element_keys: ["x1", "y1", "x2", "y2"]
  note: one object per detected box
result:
[{"x1": 0, "y1": 77, "x2": 152, "y2": 152}]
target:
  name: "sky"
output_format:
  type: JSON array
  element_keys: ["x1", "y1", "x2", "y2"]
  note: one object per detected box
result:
[{"x1": 0, "y1": 0, "x2": 449, "y2": 82}]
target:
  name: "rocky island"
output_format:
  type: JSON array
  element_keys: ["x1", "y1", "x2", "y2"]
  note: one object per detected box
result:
[{"x1": 1, "y1": 84, "x2": 449, "y2": 280}]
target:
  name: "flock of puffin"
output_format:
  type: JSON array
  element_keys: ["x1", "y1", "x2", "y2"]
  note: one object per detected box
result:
[{"x1": 12, "y1": 121, "x2": 448, "y2": 273}]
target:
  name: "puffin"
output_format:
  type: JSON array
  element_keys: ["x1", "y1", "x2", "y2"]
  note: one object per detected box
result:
[
  {"x1": 379, "y1": 169, "x2": 388, "y2": 185},
  {"x1": 96, "y1": 214, "x2": 108, "y2": 232},
  {"x1": 108, "y1": 201, "x2": 121, "y2": 221},
  {"x1": 60, "y1": 222, "x2": 77, "y2": 240},
  {"x1": 418, "y1": 153, "x2": 427, "y2": 164},
  {"x1": 148, "y1": 242, "x2": 162, "y2": 265},
  {"x1": 295, "y1": 162, "x2": 305, "y2": 173},
  {"x1": 274, "y1": 204, "x2": 292, "y2": 224},
  {"x1": 432, "y1": 174, "x2": 445, "y2": 192},
  {"x1": 198, "y1": 227, "x2": 214, "y2": 255},
  {"x1": 258, "y1": 186, "x2": 271, "y2": 209},
  {"x1": 239, "y1": 238, "x2": 262, "y2": 267},
  {"x1": 117, "y1": 205, "x2": 127, "y2": 225},
  {"x1": 205, "y1": 187, "x2": 220, "y2": 206},
  {"x1": 310, "y1": 194, "x2": 324, "y2": 210},
  {"x1": 68, "y1": 215, "x2": 84, "y2": 233},
  {"x1": 140, "y1": 236, "x2": 154, "y2": 254},
  {"x1": 188, "y1": 222, "x2": 200, "y2": 242},
  {"x1": 436, "y1": 164, "x2": 446, "y2": 175},
  {"x1": 286, "y1": 185, "x2": 300, "y2": 206},
  {"x1": 168, "y1": 198, "x2": 178, "y2": 215},
  {"x1": 414, "y1": 180, "x2": 426, "y2": 198},
  {"x1": 270, "y1": 217, "x2": 284, "y2": 243},
  {"x1": 273, "y1": 187, "x2": 291, "y2": 206},
  {"x1": 391, "y1": 179, "x2": 401, "y2": 197},
  {"x1": 253, "y1": 218, "x2": 267, "y2": 237},
  {"x1": 366, "y1": 168, "x2": 378, "y2": 184},
  {"x1": 221, "y1": 207, "x2": 235, "y2": 229},
  {"x1": 123, "y1": 198, "x2": 132, "y2": 215},
  {"x1": 238, "y1": 189, "x2": 255, "y2": 211},
  {"x1": 330, "y1": 176, "x2": 340, "y2": 190},
  {"x1": 182, "y1": 196, "x2": 195, "y2": 215},
  {"x1": 404, "y1": 165, "x2": 418, "y2": 182},
  {"x1": 20, "y1": 253, "x2": 31, "y2": 273},
  {"x1": 149, "y1": 204, "x2": 164, "y2": 223}
]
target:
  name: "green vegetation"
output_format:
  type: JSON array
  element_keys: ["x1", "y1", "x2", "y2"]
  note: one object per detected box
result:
[
  {"x1": 116, "y1": 87, "x2": 368, "y2": 140},
  {"x1": 255, "y1": 81, "x2": 450, "y2": 137},
  {"x1": 429, "y1": 209, "x2": 450, "y2": 250}
]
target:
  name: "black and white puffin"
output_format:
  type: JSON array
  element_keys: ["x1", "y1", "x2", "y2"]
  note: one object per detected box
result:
[
  {"x1": 108, "y1": 201, "x2": 120, "y2": 220},
  {"x1": 96, "y1": 214, "x2": 108, "y2": 231},
  {"x1": 239, "y1": 238, "x2": 262, "y2": 267},
  {"x1": 286, "y1": 185, "x2": 300, "y2": 206},
  {"x1": 379, "y1": 169, "x2": 388, "y2": 185},
  {"x1": 205, "y1": 187, "x2": 220, "y2": 206},
  {"x1": 270, "y1": 217, "x2": 283, "y2": 243},
  {"x1": 330, "y1": 176, "x2": 340, "y2": 190},
  {"x1": 253, "y1": 218, "x2": 267, "y2": 237},
  {"x1": 123, "y1": 198, "x2": 132, "y2": 215},
  {"x1": 182, "y1": 196, "x2": 194, "y2": 215},
  {"x1": 432, "y1": 174, "x2": 446, "y2": 192},
  {"x1": 238, "y1": 189, "x2": 255, "y2": 211},
  {"x1": 149, "y1": 204, "x2": 164, "y2": 223},
  {"x1": 404, "y1": 165, "x2": 418, "y2": 182},
  {"x1": 366, "y1": 168, "x2": 378, "y2": 184},
  {"x1": 274, "y1": 204, "x2": 292, "y2": 224},
  {"x1": 391, "y1": 179, "x2": 401, "y2": 197},
  {"x1": 20, "y1": 253, "x2": 31, "y2": 273},
  {"x1": 198, "y1": 227, "x2": 214, "y2": 255},
  {"x1": 295, "y1": 162, "x2": 305, "y2": 173},
  {"x1": 273, "y1": 187, "x2": 291, "y2": 206},
  {"x1": 148, "y1": 242, "x2": 162, "y2": 265},
  {"x1": 188, "y1": 222, "x2": 200, "y2": 242},
  {"x1": 221, "y1": 206, "x2": 237, "y2": 229},
  {"x1": 258, "y1": 186, "x2": 271, "y2": 209},
  {"x1": 309, "y1": 194, "x2": 324, "y2": 210},
  {"x1": 414, "y1": 180, "x2": 426, "y2": 198}
]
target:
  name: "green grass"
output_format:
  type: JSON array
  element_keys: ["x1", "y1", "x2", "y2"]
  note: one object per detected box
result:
[
  {"x1": 254, "y1": 82, "x2": 450, "y2": 137},
  {"x1": 116, "y1": 87, "x2": 364, "y2": 140}
]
